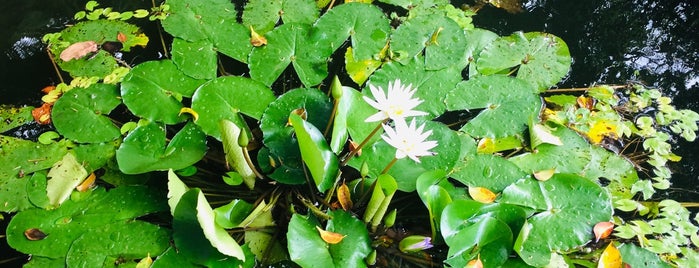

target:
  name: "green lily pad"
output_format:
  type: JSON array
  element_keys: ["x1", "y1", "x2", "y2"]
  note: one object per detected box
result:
[
  {"x1": 53, "y1": 20, "x2": 147, "y2": 77},
  {"x1": 71, "y1": 140, "x2": 119, "y2": 173},
  {"x1": 445, "y1": 75, "x2": 541, "y2": 139},
  {"x1": 171, "y1": 38, "x2": 217, "y2": 80},
  {"x1": 121, "y1": 60, "x2": 206, "y2": 124},
  {"x1": 116, "y1": 121, "x2": 207, "y2": 174},
  {"x1": 476, "y1": 32, "x2": 571, "y2": 91},
  {"x1": 290, "y1": 114, "x2": 339, "y2": 192},
  {"x1": 191, "y1": 76, "x2": 276, "y2": 140},
  {"x1": 172, "y1": 188, "x2": 247, "y2": 265},
  {"x1": 440, "y1": 200, "x2": 526, "y2": 268},
  {"x1": 162, "y1": 0, "x2": 251, "y2": 63},
  {"x1": 415, "y1": 170, "x2": 454, "y2": 240},
  {"x1": 367, "y1": 56, "x2": 462, "y2": 118},
  {"x1": 0, "y1": 105, "x2": 33, "y2": 133},
  {"x1": 341, "y1": 86, "x2": 384, "y2": 151},
  {"x1": 463, "y1": 28, "x2": 499, "y2": 77},
  {"x1": 311, "y1": 2, "x2": 390, "y2": 61},
  {"x1": 242, "y1": 0, "x2": 318, "y2": 34},
  {"x1": 617, "y1": 243, "x2": 672, "y2": 268},
  {"x1": 450, "y1": 153, "x2": 527, "y2": 193},
  {"x1": 287, "y1": 210, "x2": 371, "y2": 268},
  {"x1": 249, "y1": 23, "x2": 327, "y2": 87},
  {"x1": 52, "y1": 83, "x2": 121, "y2": 143},
  {"x1": 348, "y1": 120, "x2": 461, "y2": 192},
  {"x1": 260, "y1": 88, "x2": 332, "y2": 185},
  {"x1": 499, "y1": 174, "x2": 613, "y2": 267},
  {"x1": 7, "y1": 186, "x2": 168, "y2": 259},
  {"x1": 65, "y1": 220, "x2": 170, "y2": 267},
  {"x1": 0, "y1": 136, "x2": 70, "y2": 212},
  {"x1": 390, "y1": 13, "x2": 468, "y2": 70}
]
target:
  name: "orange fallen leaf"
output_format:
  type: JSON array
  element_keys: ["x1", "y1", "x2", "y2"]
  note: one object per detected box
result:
[
  {"x1": 76, "y1": 173, "x2": 96, "y2": 192},
  {"x1": 598, "y1": 243, "x2": 622, "y2": 268},
  {"x1": 534, "y1": 169, "x2": 556, "y2": 181},
  {"x1": 466, "y1": 255, "x2": 484, "y2": 268},
  {"x1": 316, "y1": 226, "x2": 346, "y2": 244},
  {"x1": 249, "y1": 26, "x2": 267, "y2": 47},
  {"x1": 469, "y1": 186, "x2": 496, "y2": 203},
  {"x1": 41, "y1": 85, "x2": 56, "y2": 94},
  {"x1": 594, "y1": 221, "x2": 615, "y2": 242},
  {"x1": 117, "y1": 32, "x2": 127, "y2": 43},
  {"x1": 337, "y1": 182, "x2": 353, "y2": 211},
  {"x1": 32, "y1": 103, "x2": 53, "y2": 125},
  {"x1": 60, "y1": 41, "x2": 98, "y2": 61}
]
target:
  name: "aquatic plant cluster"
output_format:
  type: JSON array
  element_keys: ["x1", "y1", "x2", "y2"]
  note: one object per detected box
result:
[{"x1": 1, "y1": 0, "x2": 698, "y2": 267}]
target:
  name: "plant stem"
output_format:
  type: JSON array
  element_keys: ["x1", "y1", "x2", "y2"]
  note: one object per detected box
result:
[
  {"x1": 323, "y1": 98, "x2": 339, "y2": 137},
  {"x1": 297, "y1": 193, "x2": 332, "y2": 220},
  {"x1": 341, "y1": 120, "x2": 386, "y2": 166},
  {"x1": 545, "y1": 85, "x2": 626, "y2": 93},
  {"x1": 381, "y1": 157, "x2": 398, "y2": 174},
  {"x1": 243, "y1": 146, "x2": 267, "y2": 181},
  {"x1": 46, "y1": 48, "x2": 64, "y2": 84}
]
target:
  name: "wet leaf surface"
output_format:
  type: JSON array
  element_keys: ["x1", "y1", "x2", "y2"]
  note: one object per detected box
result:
[{"x1": 52, "y1": 83, "x2": 121, "y2": 143}]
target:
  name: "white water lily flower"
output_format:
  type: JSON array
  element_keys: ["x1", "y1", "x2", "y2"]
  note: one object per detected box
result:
[
  {"x1": 381, "y1": 118, "x2": 438, "y2": 163},
  {"x1": 363, "y1": 79, "x2": 428, "y2": 122}
]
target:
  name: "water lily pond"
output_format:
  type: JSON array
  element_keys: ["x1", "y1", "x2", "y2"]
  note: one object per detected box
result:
[{"x1": 1, "y1": 0, "x2": 698, "y2": 267}]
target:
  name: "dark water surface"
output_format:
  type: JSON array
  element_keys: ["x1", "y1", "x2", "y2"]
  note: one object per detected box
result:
[{"x1": 0, "y1": 0, "x2": 697, "y2": 265}]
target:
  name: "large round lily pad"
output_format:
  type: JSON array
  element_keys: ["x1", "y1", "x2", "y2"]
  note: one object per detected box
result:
[
  {"x1": 52, "y1": 83, "x2": 121, "y2": 143},
  {"x1": 242, "y1": 0, "x2": 318, "y2": 34},
  {"x1": 191, "y1": 76, "x2": 276, "y2": 140},
  {"x1": 121, "y1": 60, "x2": 206, "y2": 124},
  {"x1": 445, "y1": 75, "x2": 541, "y2": 139},
  {"x1": 116, "y1": 121, "x2": 207, "y2": 174},
  {"x1": 499, "y1": 174, "x2": 613, "y2": 267},
  {"x1": 476, "y1": 31, "x2": 571, "y2": 91}
]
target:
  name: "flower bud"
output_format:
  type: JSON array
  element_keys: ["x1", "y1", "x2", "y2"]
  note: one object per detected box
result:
[
  {"x1": 398, "y1": 235, "x2": 433, "y2": 253},
  {"x1": 331, "y1": 75, "x2": 343, "y2": 100}
]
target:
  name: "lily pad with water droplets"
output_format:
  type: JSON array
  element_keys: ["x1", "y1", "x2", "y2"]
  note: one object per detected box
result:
[
  {"x1": 249, "y1": 23, "x2": 327, "y2": 87},
  {"x1": 115, "y1": 121, "x2": 207, "y2": 174},
  {"x1": 390, "y1": 13, "x2": 469, "y2": 70},
  {"x1": 445, "y1": 75, "x2": 541, "y2": 139},
  {"x1": 52, "y1": 83, "x2": 121, "y2": 143},
  {"x1": 121, "y1": 60, "x2": 206, "y2": 124},
  {"x1": 450, "y1": 153, "x2": 528, "y2": 193},
  {"x1": 475, "y1": 31, "x2": 571, "y2": 91},
  {"x1": 499, "y1": 173, "x2": 613, "y2": 267},
  {"x1": 242, "y1": 0, "x2": 318, "y2": 34},
  {"x1": 191, "y1": 76, "x2": 276, "y2": 140},
  {"x1": 162, "y1": 0, "x2": 251, "y2": 63}
]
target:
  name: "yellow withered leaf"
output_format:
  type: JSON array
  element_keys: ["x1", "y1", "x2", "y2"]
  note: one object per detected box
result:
[
  {"x1": 76, "y1": 172, "x2": 96, "y2": 192},
  {"x1": 533, "y1": 169, "x2": 556, "y2": 181},
  {"x1": 337, "y1": 182, "x2": 353, "y2": 211},
  {"x1": 249, "y1": 26, "x2": 267, "y2": 47},
  {"x1": 598, "y1": 243, "x2": 623, "y2": 268},
  {"x1": 468, "y1": 186, "x2": 496, "y2": 204},
  {"x1": 316, "y1": 226, "x2": 346, "y2": 244},
  {"x1": 179, "y1": 107, "x2": 199, "y2": 122}
]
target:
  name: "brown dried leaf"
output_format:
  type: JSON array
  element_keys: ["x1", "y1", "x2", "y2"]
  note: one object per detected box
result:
[
  {"x1": 348, "y1": 140, "x2": 362, "y2": 157},
  {"x1": 59, "y1": 41, "x2": 98, "y2": 61},
  {"x1": 24, "y1": 228, "x2": 48, "y2": 241},
  {"x1": 468, "y1": 186, "x2": 496, "y2": 204},
  {"x1": 316, "y1": 226, "x2": 346, "y2": 244},
  {"x1": 117, "y1": 32, "x2": 127, "y2": 43},
  {"x1": 594, "y1": 221, "x2": 615, "y2": 242},
  {"x1": 337, "y1": 182, "x2": 353, "y2": 211}
]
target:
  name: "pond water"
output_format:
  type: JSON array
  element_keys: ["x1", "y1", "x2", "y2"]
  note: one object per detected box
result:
[{"x1": 0, "y1": 0, "x2": 697, "y2": 265}]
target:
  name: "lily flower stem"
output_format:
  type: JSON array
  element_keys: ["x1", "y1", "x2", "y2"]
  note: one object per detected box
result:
[
  {"x1": 381, "y1": 157, "x2": 398, "y2": 174},
  {"x1": 243, "y1": 147, "x2": 266, "y2": 181},
  {"x1": 323, "y1": 98, "x2": 339, "y2": 137},
  {"x1": 297, "y1": 193, "x2": 332, "y2": 220},
  {"x1": 341, "y1": 119, "x2": 387, "y2": 166}
]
